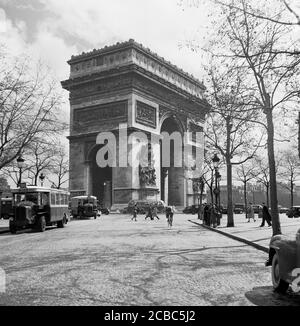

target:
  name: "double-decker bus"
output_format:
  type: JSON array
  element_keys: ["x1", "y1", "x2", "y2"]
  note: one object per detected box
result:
[{"x1": 9, "y1": 185, "x2": 70, "y2": 234}]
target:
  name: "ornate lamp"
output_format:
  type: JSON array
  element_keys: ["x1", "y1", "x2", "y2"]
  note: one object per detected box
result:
[
  {"x1": 39, "y1": 173, "x2": 45, "y2": 187},
  {"x1": 17, "y1": 156, "x2": 25, "y2": 187}
]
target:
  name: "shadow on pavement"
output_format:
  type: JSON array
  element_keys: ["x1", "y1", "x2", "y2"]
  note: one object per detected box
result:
[
  {"x1": 245, "y1": 286, "x2": 300, "y2": 306},
  {"x1": 0, "y1": 226, "x2": 60, "y2": 236}
]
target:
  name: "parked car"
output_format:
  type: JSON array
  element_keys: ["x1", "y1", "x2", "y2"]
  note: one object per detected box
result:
[
  {"x1": 99, "y1": 207, "x2": 110, "y2": 215},
  {"x1": 279, "y1": 207, "x2": 289, "y2": 214},
  {"x1": 252, "y1": 205, "x2": 262, "y2": 214},
  {"x1": 183, "y1": 205, "x2": 200, "y2": 214},
  {"x1": 123, "y1": 200, "x2": 166, "y2": 215},
  {"x1": 286, "y1": 206, "x2": 300, "y2": 218},
  {"x1": 234, "y1": 203, "x2": 245, "y2": 214},
  {"x1": 265, "y1": 229, "x2": 300, "y2": 293},
  {"x1": 221, "y1": 205, "x2": 228, "y2": 214},
  {"x1": 71, "y1": 195, "x2": 98, "y2": 219}
]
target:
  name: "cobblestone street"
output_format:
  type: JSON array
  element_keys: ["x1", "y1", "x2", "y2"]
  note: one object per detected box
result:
[{"x1": 1, "y1": 213, "x2": 299, "y2": 306}]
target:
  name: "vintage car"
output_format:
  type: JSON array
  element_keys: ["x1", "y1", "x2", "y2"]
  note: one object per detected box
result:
[
  {"x1": 279, "y1": 207, "x2": 289, "y2": 214},
  {"x1": 71, "y1": 196, "x2": 99, "y2": 219},
  {"x1": 182, "y1": 205, "x2": 201, "y2": 215},
  {"x1": 9, "y1": 185, "x2": 69, "y2": 234},
  {"x1": 234, "y1": 203, "x2": 245, "y2": 214},
  {"x1": 286, "y1": 206, "x2": 300, "y2": 218},
  {"x1": 266, "y1": 229, "x2": 300, "y2": 293}
]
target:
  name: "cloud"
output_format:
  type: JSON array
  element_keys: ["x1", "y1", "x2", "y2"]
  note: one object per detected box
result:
[{"x1": 32, "y1": 0, "x2": 210, "y2": 79}]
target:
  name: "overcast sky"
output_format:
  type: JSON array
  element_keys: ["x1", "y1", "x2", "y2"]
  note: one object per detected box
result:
[{"x1": 0, "y1": 0, "x2": 212, "y2": 82}]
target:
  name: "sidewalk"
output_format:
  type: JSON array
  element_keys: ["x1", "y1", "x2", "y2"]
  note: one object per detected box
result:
[{"x1": 189, "y1": 213, "x2": 300, "y2": 252}]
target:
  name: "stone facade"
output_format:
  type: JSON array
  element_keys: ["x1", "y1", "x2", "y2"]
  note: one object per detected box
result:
[{"x1": 61, "y1": 39, "x2": 210, "y2": 210}]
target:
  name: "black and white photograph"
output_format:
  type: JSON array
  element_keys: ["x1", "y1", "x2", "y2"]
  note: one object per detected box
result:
[{"x1": 0, "y1": 0, "x2": 300, "y2": 310}]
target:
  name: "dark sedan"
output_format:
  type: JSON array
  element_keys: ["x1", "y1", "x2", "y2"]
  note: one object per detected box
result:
[
  {"x1": 286, "y1": 206, "x2": 300, "y2": 218},
  {"x1": 183, "y1": 205, "x2": 200, "y2": 215}
]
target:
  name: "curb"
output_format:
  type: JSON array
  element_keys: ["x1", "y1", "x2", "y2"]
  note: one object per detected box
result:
[{"x1": 189, "y1": 220, "x2": 269, "y2": 254}]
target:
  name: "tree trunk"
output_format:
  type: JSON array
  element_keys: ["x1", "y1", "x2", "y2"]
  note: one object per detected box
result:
[
  {"x1": 34, "y1": 174, "x2": 38, "y2": 186},
  {"x1": 226, "y1": 119, "x2": 234, "y2": 227},
  {"x1": 266, "y1": 185, "x2": 269, "y2": 208},
  {"x1": 291, "y1": 178, "x2": 294, "y2": 208},
  {"x1": 244, "y1": 181, "x2": 248, "y2": 220},
  {"x1": 210, "y1": 171, "x2": 214, "y2": 204},
  {"x1": 266, "y1": 108, "x2": 281, "y2": 236},
  {"x1": 227, "y1": 158, "x2": 234, "y2": 227}
]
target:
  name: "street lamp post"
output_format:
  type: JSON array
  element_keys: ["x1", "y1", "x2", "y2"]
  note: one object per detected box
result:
[
  {"x1": 17, "y1": 156, "x2": 25, "y2": 187},
  {"x1": 39, "y1": 173, "x2": 45, "y2": 187},
  {"x1": 217, "y1": 172, "x2": 221, "y2": 209}
]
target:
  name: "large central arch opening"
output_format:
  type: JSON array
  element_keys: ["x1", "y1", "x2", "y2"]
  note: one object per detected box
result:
[
  {"x1": 89, "y1": 146, "x2": 113, "y2": 208},
  {"x1": 160, "y1": 116, "x2": 185, "y2": 207}
]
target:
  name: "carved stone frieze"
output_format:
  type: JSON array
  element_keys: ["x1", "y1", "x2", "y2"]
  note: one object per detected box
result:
[{"x1": 135, "y1": 100, "x2": 157, "y2": 128}]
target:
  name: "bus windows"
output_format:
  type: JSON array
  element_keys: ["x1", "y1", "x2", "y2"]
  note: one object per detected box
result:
[
  {"x1": 41, "y1": 193, "x2": 50, "y2": 206},
  {"x1": 51, "y1": 193, "x2": 56, "y2": 205}
]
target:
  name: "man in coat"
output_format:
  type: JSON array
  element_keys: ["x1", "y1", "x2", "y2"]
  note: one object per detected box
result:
[{"x1": 260, "y1": 202, "x2": 272, "y2": 227}]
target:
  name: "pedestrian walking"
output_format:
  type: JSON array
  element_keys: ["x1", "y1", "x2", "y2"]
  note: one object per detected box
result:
[
  {"x1": 210, "y1": 204, "x2": 218, "y2": 228},
  {"x1": 247, "y1": 202, "x2": 256, "y2": 223},
  {"x1": 152, "y1": 205, "x2": 159, "y2": 220},
  {"x1": 203, "y1": 204, "x2": 210, "y2": 226},
  {"x1": 260, "y1": 203, "x2": 272, "y2": 227},
  {"x1": 166, "y1": 206, "x2": 174, "y2": 228},
  {"x1": 145, "y1": 205, "x2": 153, "y2": 220},
  {"x1": 131, "y1": 204, "x2": 138, "y2": 221}
]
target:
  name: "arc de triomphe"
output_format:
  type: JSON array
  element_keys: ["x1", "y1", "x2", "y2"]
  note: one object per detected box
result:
[{"x1": 61, "y1": 39, "x2": 210, "y2": 210}]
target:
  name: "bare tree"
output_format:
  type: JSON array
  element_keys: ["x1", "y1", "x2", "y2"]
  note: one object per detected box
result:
[
  {"x1": 203, "y1": 0, "x2": 300, "y2": 235},
  {"x1": 205, "y1": 62, "x2": 265, "y2": 227},
  {"x1": 25, "y1": 140, "x2": 57, "y2": 186},
  {"x1": 278, "y1": 148, "x2": 300, "y2": 207},
  {"x1": 212, "y1": 0, "x2": 300, "y2": 27},
  {"x1": 236, "y1": 162, "x2": 259, "y2": 218},
  {"x1": 0, "y1": 49, "x2": 66, "y2": 171},
  {"x1": 48, "y1": 146, "x2": 69, "y2": 189}
]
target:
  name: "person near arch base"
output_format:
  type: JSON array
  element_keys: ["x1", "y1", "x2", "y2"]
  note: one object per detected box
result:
[{"x1": 260, "y1": 203, "x2": 272, "y2": 227}]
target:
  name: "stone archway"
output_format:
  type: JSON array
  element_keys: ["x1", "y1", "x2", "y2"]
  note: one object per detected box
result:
[
  {"x1": 160, "y1": 115, "x2": 185, "y2": 207},
  {"x1": 87, "y1": 145, "x2": 113, "y2": 208}
]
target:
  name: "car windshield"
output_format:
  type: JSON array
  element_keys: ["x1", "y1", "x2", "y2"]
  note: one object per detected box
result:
[{"x1": 14, "y1": 193, "x2": 39, "y2": 205}]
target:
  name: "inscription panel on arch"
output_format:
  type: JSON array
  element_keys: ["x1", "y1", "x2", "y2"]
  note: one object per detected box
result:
[{"x1": 73, "y1": 100, "x2": 128, "y2": 131}]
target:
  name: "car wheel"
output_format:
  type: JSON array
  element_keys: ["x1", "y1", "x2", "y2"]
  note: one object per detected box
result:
[
  {"x1": 57, "y1": 214, "x2": 67, "y2": 228},
  {"x1": 37, "y1": 216, "x2": 46, "y2": 232},
  {"x1": 271, "y1": 253, "x2": 289, "y2": 294}
]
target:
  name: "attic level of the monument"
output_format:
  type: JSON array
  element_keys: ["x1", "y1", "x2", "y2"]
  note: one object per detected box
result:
[{"x1": 62, "y1": 39, "x2": 205, "y2": 100}]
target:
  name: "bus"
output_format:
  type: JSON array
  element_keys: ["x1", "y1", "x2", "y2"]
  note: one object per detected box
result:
[{"x1": 9, "y1": 185, "x2": 70, "y2": 234}]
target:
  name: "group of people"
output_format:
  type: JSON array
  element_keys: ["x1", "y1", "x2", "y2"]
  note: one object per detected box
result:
[
  {"x1": 246, "y1": 202, "x2": 272, "y2": 227},
  {"x1": 202, "y1": 203, "x2": 222, "y2": 228},
  {"x1": 131, "y1": 204, "x2": 175, "y2": 228}
]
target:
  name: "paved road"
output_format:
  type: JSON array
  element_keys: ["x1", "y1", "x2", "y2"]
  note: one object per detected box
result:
[{"x1": 0, "y1": 214, "x2": 299, "y2": 306}]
